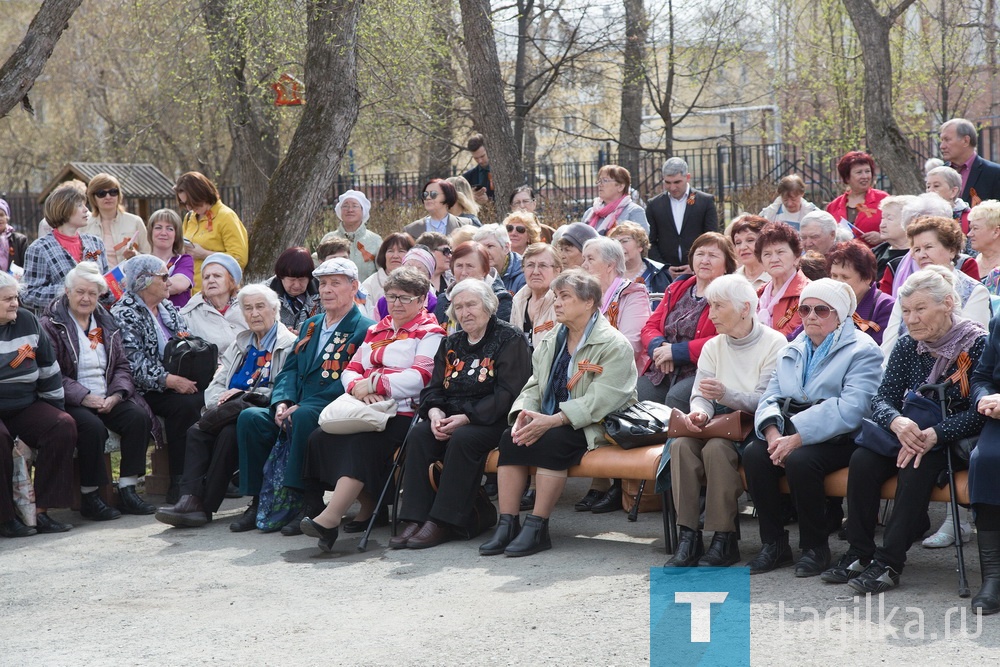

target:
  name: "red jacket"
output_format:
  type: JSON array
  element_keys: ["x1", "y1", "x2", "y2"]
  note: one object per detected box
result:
[
  {"x1": 640, "y1": 275, "x2": 716, "y2": 372},
  {"x1": 826, "y1": 188, "x2": 889, "y2": 244}
]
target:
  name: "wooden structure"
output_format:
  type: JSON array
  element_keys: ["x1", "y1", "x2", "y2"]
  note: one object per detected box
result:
[{"x1": 38, "y1": 162, "x2": 176, "y2": 221}]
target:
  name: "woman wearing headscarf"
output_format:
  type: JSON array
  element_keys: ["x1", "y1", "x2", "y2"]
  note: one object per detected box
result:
[
  {"x1": 329, "y1": 190, "x2": 382, "y2": 283},
  {"x1": 0, "y1": 198, "x2": 29, "y2": 274},
  {"x1": 180, "y1": 253, "x2": 248, "y2": 355}
]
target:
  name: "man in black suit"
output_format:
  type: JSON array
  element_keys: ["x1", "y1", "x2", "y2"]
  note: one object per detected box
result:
[
  {"x1": 940, "y1": 118, "x2": 1000, "y2": 205},
  {"x1": 646, "y1": 157, "x2": 719, "y2": 278}
]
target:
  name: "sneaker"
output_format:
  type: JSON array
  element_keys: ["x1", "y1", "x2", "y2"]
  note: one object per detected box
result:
[
  {"x1": 848, "y1": 560, "x2": 900, "y2": 594},
  {"x1": 821, "y1": 552, "x2": 870, "y2": 584}
]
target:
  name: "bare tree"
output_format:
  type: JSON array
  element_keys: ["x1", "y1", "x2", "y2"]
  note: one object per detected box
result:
[{"x1": 619, "y1": 0, "x2": 647, "y2": 176}]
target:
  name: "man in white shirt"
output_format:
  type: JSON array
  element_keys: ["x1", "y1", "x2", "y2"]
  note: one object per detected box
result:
[{"x1": 646, "y1": 158, "x2": 719, "y2": 278}]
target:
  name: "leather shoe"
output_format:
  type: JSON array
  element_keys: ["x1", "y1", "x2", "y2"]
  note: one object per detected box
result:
[
  {"x1": 229, "y1": 498, "x2": 259, "y2": 532},
  {"x1": 520, "y1": 488, "x2": 536, "y2": 512},
  {"x1": 795, "y1": 545, "x2": 832, "y2": 578},
  {"x1": 388, "y1": 521, "x2": 421, "y2": 549},
  {"x1": 406, "y1": 520, "x2": 452, "y2": 549},
  {"x1": 165, "y1": 476, "x2": 182, "y2": 505},
  {"x1": 664, "y1": 527, "x2": 703, "y2": 567},
  {"x1": 747, "y1": 531, "x2": 792, "y2": 574},
  {"x1": 480, "y1": 513, "x2": 520, "y2": 556},
  {"x1": 574, "y1": 489, "x2": 603, "y2": 512},
  {"x1": 118, "y1": 485, "x2": 155, "y2": 515},
  {"x1": 35, "y1": 512, "x2": 72, "y2": 534},
  {"x1": 0, "y1": 518, "x2": 36, "y2": 538},
  {"x1": 155, "y1": 495, "x2": 209, "y2": 528},
  {"x1": 343, "y1": 505, "x2": 390, "y2": 534},
  {"x1": 698, "y1": 531, "x2": 740, "y2": 567},
  {"x1": 280, "y1": 509, "x2": 307, "y2": 536},
  {"x1": 591, "y1": 484, "x2": 623, "y2": 514},
  {"x1": 300, "y1": 517, "x2": 339, "y2": 553},
  {"x1": 80, "y1": 489, "x2": 122, "y2": 521},
  {"x1": 504, "y1": 514, "x2": 551, "y2": 557}
]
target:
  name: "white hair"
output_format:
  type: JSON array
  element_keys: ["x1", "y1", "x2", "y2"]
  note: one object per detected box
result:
[
  {"x1": 446, "y1": 278, "x2": 499, "y2": 321},
  {"x1": 969, "y1": 200, "x2": 1000, "y2": 230},
  {"x1": 473, "y1": 223, "x2": 510, "y2": 250},
  {"x1": 704, "y1": 273, "x2": 758, "y2": 313},
  {"x1": 0, "y1": 271, "x2": 20, "y2": 293},
  {"x1": 239, "y1": 283, "x2": 281, "y2": 312},
  {"x1": 901, "y1": 193, "x2": 953, "y2": 228},
  {"x1": 64, "y1": 261, "x2": 109, "y2": 295},
  {"x1": 899, "y1": 266, "x2": 961, "y2": 315},
  {"x1": 582, "y1": 237, "x2": 626, "y2": 276},
  {"x1": 800, "y1": 210, "x2": 838, "y2": 237}
]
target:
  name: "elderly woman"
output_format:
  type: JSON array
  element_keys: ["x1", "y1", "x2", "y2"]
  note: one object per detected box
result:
[
  {"x1": 664, "y1": 275, "x2": 787, "y2": 567},
  {"x1": 373, "y1": 247, "x2": 438, "y2": 319},
  {"x1": 872, "y1": 195, "x2": 918, "y2": 284},
  {"x1": 639, "y1": 232, "x2": 735, "y2": 413},
  {"x1": 265, "y1": 247, "x2": 319, "y2": 332},
  {"x1": 0, "y1": 273, "x2": 76, "y2": 536},
  {"x1": 0, "y1": 197, "x2": 29, "y2": 273},
  {"x1": 329, "y1": 189, "x2": 382, "y2": 282},
  {"x1": 582, "y1": 165, "x2": 649, "y2": 234},
  {"x1": 388, "y1": 280, "x2": 532, "y2": 549},
  {"x1": 360, "y1": 233, "x2": 413, "y2": 319},
  {"x1": 22, "y1": 183, "x2": 109, "y2": 311},
  {"x1": 82, "y1": 173, "x2": 150, "y2": 268},
  {"x1": 969, "y1": 201, "x2": 1000, "y2": 292},
  {"x1": 825, "y1": 151, "x2": 889, "y2": 246},
  {"x1": 511, "y1": 243, "x2": 562, "y2": 350},
  {"x1": 434, "y1": 241, "x2": 513, "y2": 331},
  {"x1": 181, "y1": 253, "x2": 248, "y2": 354},
  {"x1": 821, "y1": 267, "x2": 986, "y2": 593},
  {"x1": 503, "y1": 211, "x2": 541, "y2": 256},
  {"x1": 175, "y1": 171, "x2": 248, "y2": 293},
  {"x1": 878, "y1": 194, "x2": 961, "y2": 295},
  {"x1": 404, "y1": 179, "x2": 464, "y2": 239},
  {"x1": 147, "y1": 209, "x2": 194, "y2": 309},
  {"x1": 41, "y1": 262, "x2": 156, "y2": 520},
  {"x1": 926, "y1": 166, "x2": 971, "y2": 235},
  {"x1": 728, "y1": 215, "x2": 771, "y2": 291},
  {"x1": 479, "y1": 269, "x2": 637, "y2": 557},
  {"x1": 554, "y1": 222, "x2": 598, "y2": 269},
  {"x1": 447, "y1": 176, "x2": 483, "y2": 227},
  {"x1": 799, "y1": 211, "x2": 839, "y2": 257},
  {"x1": 232, "y1": 259, "x2": 373, "y2": 533},
  {"x1": 154, "y1": 284, "x2": 298, "y2": 527},
  {"x1": 297, "y1": 268, "x2": 445, "y2": 551},
  {"x1": 755, "y1": 222, "x2": 810, "y2": 338},
  {"x1": 473, "y1": 224, "x2": 524, "y2": 293},
  {"x1": 112, "y1": 254, "x2": 205, "y2": 504},
  {"x1": 609, "y1": 221, "x2": 671, "y2": 298},
  {"x1": 759, "y1": 175, "x2": 817, "y2": 230},
  {"x1": 743, "y1": 279, "x2": 883, "y2": 576}
]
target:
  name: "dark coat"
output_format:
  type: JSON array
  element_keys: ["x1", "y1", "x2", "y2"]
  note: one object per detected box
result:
[
  {"x1": 646, "y1": 188, "x2": 719, "y2": 268},
  {"x1": 8, "y1": 230, "x2": 28, "y2": 269},
  {"x1": 970, "y1": 315, "x2": 1000, "y2": 505},
  {"x1": 949, "y1": 154, "x2": 1000, "y2": 204}
]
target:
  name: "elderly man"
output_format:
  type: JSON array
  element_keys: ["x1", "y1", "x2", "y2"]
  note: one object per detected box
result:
[
  {"x1": 940, "y1": 118, "x2": 1000, "y2": 205},
  {"x1": 473, "y1": 224, "x2": 525, "y2": 293},
  {"x1": 799, "y1": 210, "x2": 839, "y2": 256},
  {"x1": 231, "y1": 258, "x2": 374, "y2": 533},
  {"x1": 463, "y1": 134, "x2": 493, "y2": 204},
  {"x1": 647, "y1": 157, "x2": 719, "y2": 279}
]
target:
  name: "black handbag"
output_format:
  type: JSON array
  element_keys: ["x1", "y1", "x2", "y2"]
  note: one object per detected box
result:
[
  {"x1": 197, "y1": 389, "x2": 270, "y2": 435},
  {"x1": 856, "y1": 389, "x2": 949, "y2": 458},
  {"x1": 164, "y1": 334, "x2": 218, "y2": 392},
  {"x1": 602, "y1": 401, "x2": 673, "y2": 450}
]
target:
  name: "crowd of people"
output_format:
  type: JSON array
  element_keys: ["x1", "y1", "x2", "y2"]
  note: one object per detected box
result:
[{"x1": 6, "y1": 119, "x2": 1000, "y2": 615}]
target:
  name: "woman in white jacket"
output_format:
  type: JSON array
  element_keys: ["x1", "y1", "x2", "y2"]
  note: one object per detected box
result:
[
  {"x1": 759, "y1": 175, "x2": 818, "y2": 230},
  {"x1": 180, "y1": 253, "x2": 248, "y2": 354}
]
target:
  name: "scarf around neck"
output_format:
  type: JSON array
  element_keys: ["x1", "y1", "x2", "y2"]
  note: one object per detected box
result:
[
  {"x1": 916, "y1": 315, "x2": 985, "y2": 387},
  {"x1": 757, "y1": 270, "x2": 797, "y2": 327},
  {"x1": 541, "y1": 312, "x2": 600, "y2": 415},
  {"x1": 585, "y1": 195, "x2": 629, "y2": 232}
]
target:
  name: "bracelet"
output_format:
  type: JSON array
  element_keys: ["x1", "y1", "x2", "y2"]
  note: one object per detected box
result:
[{"x1": 560, "y1": 412, "x2": 569, "y2": 426}]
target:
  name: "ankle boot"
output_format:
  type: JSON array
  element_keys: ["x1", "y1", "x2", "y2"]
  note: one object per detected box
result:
[
  {"x1": 480, "y1": 514, "x2": 521, "y2": 556},
  {"x1": 973, "y1": 530, "x2": 1000, "y2": 615},
  {"x1": 80, "y1": 489, "x2": 122, "y2": 521},
  {"x1": 118, "y1": 485, "x2": 156, "y2": 515},
  {"x1": 698, "y1": 531, "x2": 741, "y2": 567},
  {"x1": 664, "y1": 526, "x2": 704, "y2": 567},
  {"x1": 155, "y1": 495, "x2": 209, "y2": 527},
  {"x1": 229, "y1": 497, "x2": 259, "y2": 532},
  {"x1": 165, "y1": 476, "x2": 183, "y2": 504},
  {"x1": 504, "y1": 514, "x2": 551, "y2": 557}
]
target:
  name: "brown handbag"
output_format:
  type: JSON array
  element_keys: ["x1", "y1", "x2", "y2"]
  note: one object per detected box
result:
[{"x1": 666, "y1": 408, "x2": 754, "y2": 442}]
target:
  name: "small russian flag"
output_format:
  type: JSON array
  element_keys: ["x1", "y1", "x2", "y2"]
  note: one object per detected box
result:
[{"x1": 104, "y1": 265, "x2": 126, "y2": 302}]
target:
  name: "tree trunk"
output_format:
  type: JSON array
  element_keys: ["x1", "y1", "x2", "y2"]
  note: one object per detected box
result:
[
  {"x1": 458, "y1": 0, "x2": 522, "y2": 220},
  {"x1": 0, "y1": 0, "x2": 83, "y2": 119},
  {"x1": 618, "y1": 0, "x2": 646, "y2": 177},
  {"x1": 423, "y1": 0, "x2": 457, "y2": 178},
  {"x1": 841, "y1": 0, "x2": 922, "y2": 194},
  {"x1": 242, "y1": 0, "x2": 363, "y2": 282},
  {"x1": 511, "y1": 0, "x2": 534, "y2": 157}
]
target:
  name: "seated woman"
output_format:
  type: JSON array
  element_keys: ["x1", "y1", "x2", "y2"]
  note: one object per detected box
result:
[
  {"x1": 112, "y1": 255, "x2": 205, "y2": 505},
  {"x1": 554, "y1": 222, "x2": 598, "y2": 269},
  {"x1": 872, "y1": 195, "x2": 918, "y2": 285},
  {"x1": 969, "y1": 201, "x2": 1000, "y2": 293},
  {"x1": 664, "y1": 274, "x2": 787, "y2": 568},
  {"x1": 755, "y1": 222, "x2": 809, "y2": 338},
  {"x1": 147, "y1": 209, "x2": 194, "y2": 309},
  {"x1": 0, "y1": 272, "x2": 76, "y2": 537},
  {"x1": 387, "y1": 279, "x2": 531, "y2": 548},
  {"x1": 511, "y1": 243, "x2": 562, "y2": 351},
  {"x1": 266, "y1": 247, "x2": 319, "y2": 333},
  {"x1": 181, "y1": 253, "x2": 248, "y2": 354},
  {"x1": 154, "y1": 284, "x2": 297, "y2": 527},
  {"x1": 503, "y1": 211, "x2": 542, "y2": 256},
  {"x1": 743, "y1": 279, "x2": 883, "y2": 577},
  {"x1": 373, "y1": 247, "x2": 439, "y2": 319},
  {"x1": 41, "y1": 262, "x2": 157, "y2": 520},
  {"x1": 728, "y1": 215, "x2": 771, "y2": 291},
  {"x1": 479, "y1": 269, "x2": 637, "y2": 557},
  {"x1": 434, "y1": 241, "x2": 513, "y2": 331},
  {"x1": 609, "y1": 221, "x2": 671, "y2": 299},
  {"x1": 298, "y1": 267, "x2": 445, "y2": 551},
  {"x1": 823, "y1": 267, "x2": 987, "y2": 593},
  {"x1": 360, "y1": 233, "x2": 413, "y2": 319}
]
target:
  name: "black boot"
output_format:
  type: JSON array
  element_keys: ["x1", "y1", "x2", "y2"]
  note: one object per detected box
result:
[
  {"x1": 504, "y1": 514, "x2": 551, "y2": 557},
  {"x1": 480, "y1": 514, "x2": 521, "y2": 556},
  {"x1": 118, "y1": 485, "x2": 156, "y2": 515},
  {"x1": 229, "y1": 497, "x2": 259, "y2": 532},
  {"x1": 165, "y1": 476, "x2": 183, "y2": 504},
  {"x1": 698, "y1": 531, "x2": 740, "y2": 567},
  {"x1": 664, "y1": 526, "x2": 704, "y2": 567},
  {"x1": 973, "y1": 530, "x2": 1000, "y2": 615},
  {"x1": 747, "y1": 530, "x2": 793, "y2": 574},
  {"x1": 591, "y1": 481, "x2": 623, "y2": 514},
  {"x1": 80, "y1": 489, "x2": 122, "y2": 521}
]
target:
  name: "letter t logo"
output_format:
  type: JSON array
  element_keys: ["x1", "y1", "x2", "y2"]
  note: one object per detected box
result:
[{"x1": 675, "y1": 592, "x2": 729, "y2": 642}]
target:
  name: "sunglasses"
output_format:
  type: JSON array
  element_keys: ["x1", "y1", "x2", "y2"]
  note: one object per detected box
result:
[
  {"x1": 421, "y1": 191, "x2": 440, "y2": 200},
  {"x1": 437, "y1": 246, "x2": 453, "y2": 257},
  {"x1": 506, "y1": 224, "x2": 527, "y2": 234},
  {"x1": 95, "y1": 188, "x2": 120, "y2": 199},
  {"x1": 798, "y1": 304, "x2": 835, "y2": 319}
]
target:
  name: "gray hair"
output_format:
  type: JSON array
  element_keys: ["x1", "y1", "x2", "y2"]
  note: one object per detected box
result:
[
  {"x1": 64, "y1": 261, "x2": 109, "y2": 295},
  {"x1": 550, "y1": 268, "x2": 602, "y2": 311},
  {"x1": 927, "y1": 166, "x2": 962, "y2": 192},
  {"x1": 901, "y1": 193, "x2": 953, "y2": 228},
  {"x1": 924, "y1": 158, "x2": 945, "y2": 174},
  {"x1": 880, "y1": 194, "x2": 920, "y2": 218},
  {"x1": 800, "y1": 210, "x2": 837, "y2": 237},
  {"x1": 238, "y1": 283, "x2": 280, "y2": 313},
  {"x1": 969, "y1": 200, "x2": 1000, "y2": 230},
  {"x1": 899, "y1": 266, "x2": 961, "y2": 315},
  {"x1": 662, "y1": 157, "x2": 690, "y2": 177},
  {"x1": 473, "y1": 223, "x2": 510, "y2": 249},
  {"x1": 446, "y1": 278, "x2": 499, "y2": 321},
  {"x1": 582, "y1": 237, "x2": 626, "y2": 277},
  {"x1": 704, "y1": 273, "x2": 758, "y2": 313},
  {"x1": 941, "y1": 118, "x2": 978, "y2": 149},
  {"x1": 0, "y1": 271, "x2": 20, "y2": 293}
]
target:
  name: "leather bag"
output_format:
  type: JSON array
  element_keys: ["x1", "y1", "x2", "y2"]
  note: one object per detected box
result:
[
  {"x1": 666, "y1": 408, "x2": 754, "y2": 442},
  {"x1": 163, "y1": 334, "x2": 218, "y2": 392},
  {"x1": 602, "y1": 401, "x2": 674, "y2": 449}
]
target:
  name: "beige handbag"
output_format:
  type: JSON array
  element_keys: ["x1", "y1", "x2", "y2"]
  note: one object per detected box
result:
[{"x1": 318, "y1": 393, "x2": 398, "y2": 434}]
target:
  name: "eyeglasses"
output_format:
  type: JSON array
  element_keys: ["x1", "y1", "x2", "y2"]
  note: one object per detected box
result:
[
  {"x1": 437, "y1": 246, "x2": 452, "y2": 257},
  {"x1": 523, "y1": 262, "x2": 556, "y2": 271},
  {"x1": 385, "y1": 294, "x2": 420, "y2": 304},
  {"x1": 598, "y1": 178, "x2": 618, "y2": 185},
  {"x1": 798, "y1": 304, "x2": 835, "y2": 319},
  {"x1": 421, "y1": 191, "x2": 440, "y2": 200},
  {"x1": 506, "y1": 224, "x2": 527, "y2": 234},
  {"x1": 95, "y1": 188, "x2": 120, "y2": 199}
]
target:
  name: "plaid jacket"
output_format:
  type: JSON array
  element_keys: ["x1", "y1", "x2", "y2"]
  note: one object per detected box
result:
[
  {"x1": 111, "y1": 292, "x2": 189, "y2": 393},
  {"x1": 21, "y1": 234, "x2": 109, "y2": 311}
]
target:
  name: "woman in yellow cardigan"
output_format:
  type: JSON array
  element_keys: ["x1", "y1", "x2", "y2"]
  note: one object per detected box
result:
[{"x1": 175, "y1": 171, "x2": 248, "y2": 293}]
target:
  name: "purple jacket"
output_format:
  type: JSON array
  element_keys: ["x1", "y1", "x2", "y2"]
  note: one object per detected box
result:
[{"x1": 787, "y1": 282, "x2": 894, "y2": 345}]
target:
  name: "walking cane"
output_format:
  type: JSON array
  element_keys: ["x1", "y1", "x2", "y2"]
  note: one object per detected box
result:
[
  {"x1": 358, "y1": 412, "x2": 422, "y2": 552},
  {"x1": 917, "y1": 381, "x2": 971, "y2": 598}
]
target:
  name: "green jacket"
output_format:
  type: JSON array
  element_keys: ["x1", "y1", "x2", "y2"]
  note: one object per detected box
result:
[{"x1": 511, "y1": 314, "x2": 638, "y2": 449}]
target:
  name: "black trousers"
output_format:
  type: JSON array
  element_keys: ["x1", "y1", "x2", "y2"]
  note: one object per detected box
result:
[
  {"x1": 399, "y1": 420, "x2": 506, "y2": 529},
  {"x1": 142, "y1": 390, "x2": 204, "y2": 477},
  {"x1": 66, "y1": 401, "x2": 152, "y2": 486},
  {"x1": 743, "y1": 438, "x2": 855, "y2": 550},
  {"x1": 0, "y1": 402, "x2": 75, "y2": 521},
  {"x1": 181, "y1": 423, "x2": 239, "y2": 513},
  {"x1": 845, "y1": 445, "x2": 948, "y2": 571}
]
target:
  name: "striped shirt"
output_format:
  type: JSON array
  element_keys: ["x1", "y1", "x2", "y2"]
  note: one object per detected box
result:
[{"x1": 0, "y1": 308, "x2": 65, "y2": 411}]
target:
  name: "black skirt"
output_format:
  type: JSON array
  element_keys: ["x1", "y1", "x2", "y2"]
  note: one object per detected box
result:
[
  {"x1": 497, "y1": 424, "x2": 588, "y2": 471},
  {"x1": 303, "y1": 415, "x2": 411, "y2": 490}
]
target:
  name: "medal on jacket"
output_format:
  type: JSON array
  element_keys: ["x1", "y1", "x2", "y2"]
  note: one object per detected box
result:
[
  {"x1": 443, "y1": 350, "x2": 465, "y2": 388},
  {"x1": 84, "y1": 248, "x2": 103, "y2": 262},
  {"x1": 321, "y1": 340, "x2": 355, "y2": 378}
]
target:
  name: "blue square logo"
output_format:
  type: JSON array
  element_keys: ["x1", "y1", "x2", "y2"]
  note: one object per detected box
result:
[{"x1": 650, "y1": 567, "x2": 750, "y2": 666}]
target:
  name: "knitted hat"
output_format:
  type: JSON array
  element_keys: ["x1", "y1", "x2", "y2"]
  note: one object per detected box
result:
[
  {"x1": 559, "y1": 222, "x2": 599, "y2": 251},
  {"x1": 0, "y1": 198, "x2": 9, "y2": 220},
  {"x1": 335, "y1": 190, "x2": 371, "y2": 224},
  {"x1": 403, "y1": 247, "x2": 436, "y2": 278},
  {"x1": 313, "y1": 257, "x2": 359, "y2": 281},
  {"x1": 202, "y1": 252, "x2": 243, "y2": 285},
  {"x1": 799, "y1": 278, "x2": 857, "y2": 324},
  {"x1": 122, "y1": 254, "x2": 166, "y2": 294}
]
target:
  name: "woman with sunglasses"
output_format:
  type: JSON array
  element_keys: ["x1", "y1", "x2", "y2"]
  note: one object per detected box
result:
[
  {"x1": 83, "y1": 173, "x2": 150, "y2": 268},
  {"x1": 174, "y1": 171, "x2": 248, "y2": 294},
  {"x1": 502, "y1": 211, "x2": 541, "y2": 255},
  {"x1": 404, "y1": 179, "x2": 464, "y2": 239}
]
